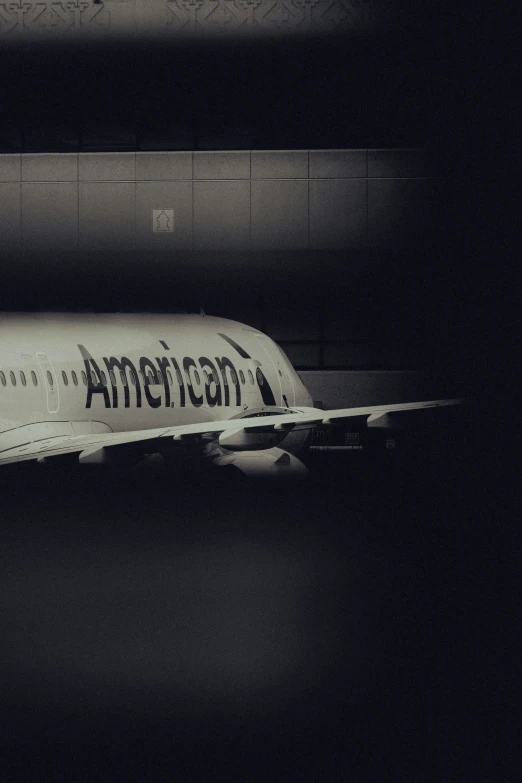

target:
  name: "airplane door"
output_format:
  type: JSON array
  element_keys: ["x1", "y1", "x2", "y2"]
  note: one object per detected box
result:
[
  {"x1": 36, "y1": 352, "x2": 59, "y2": 414},
  {"x1": 254, "y1": 335, "x2": 284, "y2": 406}
]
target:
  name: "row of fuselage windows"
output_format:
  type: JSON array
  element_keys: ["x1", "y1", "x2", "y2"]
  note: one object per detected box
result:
[{"x1": 0, "y1": 366, "x2": 263, "y2": 390}]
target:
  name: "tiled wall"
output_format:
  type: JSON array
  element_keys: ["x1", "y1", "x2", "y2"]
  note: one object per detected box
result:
[{"x1": 0, "y1": 149, "x2": 438, "y2": 253}]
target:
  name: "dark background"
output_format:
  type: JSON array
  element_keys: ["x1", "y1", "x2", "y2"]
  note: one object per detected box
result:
[{"x1": 0, "y1": 6, "x2": 513, "y2": 782}]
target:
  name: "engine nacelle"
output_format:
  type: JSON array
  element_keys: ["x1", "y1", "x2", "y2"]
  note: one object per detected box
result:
[
  {"x1": 218, "y1": 427, "x2": 286, "y2": 451},
  {"x1": 212, "y1": 446, "x2": 309, "y2": 478}
]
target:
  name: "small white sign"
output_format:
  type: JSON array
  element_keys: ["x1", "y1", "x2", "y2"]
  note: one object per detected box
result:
[{"x1": 152, "y1": 209, "x2": 174, "y2": 233}]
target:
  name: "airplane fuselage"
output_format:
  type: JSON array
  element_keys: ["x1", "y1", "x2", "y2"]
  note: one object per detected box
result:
[{"x1": 0, "y1": 313, "x2": 313, "y2": 457}]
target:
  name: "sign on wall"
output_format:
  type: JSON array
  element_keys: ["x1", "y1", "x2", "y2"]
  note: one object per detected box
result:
[{"x1": 152, "y1": 209, "x2": 175, "y2": 233}]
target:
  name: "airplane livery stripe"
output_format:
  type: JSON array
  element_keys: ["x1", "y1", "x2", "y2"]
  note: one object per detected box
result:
[{"x1": 217, "y1": 333, "x2": 251, "y2": 359}]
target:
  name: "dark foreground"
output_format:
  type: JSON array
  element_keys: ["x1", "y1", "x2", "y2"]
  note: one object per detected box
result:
[{"x1": 0, "y1": 422, "x2": 509, "y2": 782}]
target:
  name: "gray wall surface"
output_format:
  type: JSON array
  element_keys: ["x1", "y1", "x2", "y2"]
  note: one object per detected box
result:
[
  {"x1": 0, "y1": 149, "x2": 441, "y2": 253},
  {"x1": 299, "y1": 371, "x2": 462, "y2": 410}
]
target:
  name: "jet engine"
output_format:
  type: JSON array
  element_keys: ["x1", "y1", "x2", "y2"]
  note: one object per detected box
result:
[{"x1": 210, "y1": 446, "x2": 309, "y2": 478}]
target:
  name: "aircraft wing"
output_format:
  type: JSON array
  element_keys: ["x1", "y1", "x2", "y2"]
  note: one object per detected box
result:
[{"x1": 0, "y1": 398, "x2": 465, "y2": 467}]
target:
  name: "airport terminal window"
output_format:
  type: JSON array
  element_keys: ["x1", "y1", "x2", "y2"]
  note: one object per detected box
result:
[
  {"x1": 239, "y1": 370, "x2": 245, "y2": 384},
  {"x1": 10, "y1": 371, "x2": 16, "y2": 386},
  {"x1": 81, "y1": 371, "x2": 87, "y2": 385},
  {"x1": 0, "y1": 371, "x2": 5, "y2": 386},
  {"x1": 71, "y1": 371, "x2": 78, "y2": 386},
  {"x1": 20, "y1": 371, "x2": 26, "y2": 386},
  {"x1": 31, "y1": 371, "x2": 38, "y2": 387},
  {"x1": 46, "y1": 371, "x2": 53, "y2": 387},
  {"x1": 248, "y1": 370, "x2": 254, "y2": 384},
  {"x1": 62, "y1": 371, "x2": 68, "y2": 386}
]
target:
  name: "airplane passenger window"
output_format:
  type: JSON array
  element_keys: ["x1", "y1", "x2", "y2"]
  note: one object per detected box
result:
[
  {"x1": 71, "y1": 371, "x2": 78, "y2": 386},
  {"x1": 203, "y1": 370, "x2": 210, "y2": 385},
  {"x1": 248, "y1": 370, "x2": 254, "y2": 384},
  {"x1": 212, "y1": 369, "x2": 219, "y2": 385},
  {"x1": 20, "y1": 371, "x2": 27, "y2": 386},
  {"x1": 147, "y1": 371, "x2": 154, "y2": 385},
  {"x1": 62, "y1": 371, "x2": 68, "y2": 386},
  {"x1": 109, "y1": 371, "x2": 116, "y2": 386},
  {"x1": 46, "y1": 371, "x2": 53, "y2": 387},
  {"x1": 156, "y1": 369, "x2": 163, "y2": 383},
  {"x1": 0, "y1": 371, "x2": 5, "y2": 386},
  {"x1": 120, "y1": 370, "x2": 127, "y2": 386},
  {"x1": 239, "y1": 370, "x2": 245, "y2": 384},
  {"x1": 100, "y1": 371, "x2": 107, "y2": 386},
  {"x1": 176, "y1": 369, "x2": 183, "y2": 385},
  {"x1": 194, "y1": 370, "x2": 200, "y2": 385},
  {"x1": 10, "y1": 371, "x2": 16, "y2": 386},
  {"x1": 81, "y1": 371, "x2": 87, "y2": 385},
  {"x1": 129, "y1": 370, "x2": 136, "y2": 385},
  {"x1": 31, "y1": 371, "x2": 38, "y2": 386},
  {"x1": 230, "y1": 369, "x2": 237, "y2": 385},
  {"x1": 167, "y1": 369, "x2": 173, "y2": 386},
  {"x1": 139, "y1": 371, "x2": 145, "y2": 384},
  {"x1": 184, "y1": 370, "x2": 191, "y2": 385},
  {"x1": 278, "y1": 370, "x2": 282, "y2": 377},
  {"x1": 256, "y1": 368, "x2": 264, "y2": 385}
]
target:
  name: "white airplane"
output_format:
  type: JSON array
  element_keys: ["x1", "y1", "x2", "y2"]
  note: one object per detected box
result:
[{"x1": 0, "y1": 312, "x2": 464, "y2": 477}]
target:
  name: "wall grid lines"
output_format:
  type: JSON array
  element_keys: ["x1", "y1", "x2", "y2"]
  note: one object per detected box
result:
[{"x1": 1, "y1": 148, "x2": 439, "y2": 253}]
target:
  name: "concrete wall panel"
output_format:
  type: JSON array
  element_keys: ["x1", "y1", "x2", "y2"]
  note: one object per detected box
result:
[
  {"x1": 22, "y1": 183, "x2": 78, "y2": 250},
  {"x1": 0, "y1": 155, "x2": 21, "y2": 182},
  {"x1": 368, "y1": 179, "x2": 426, "y2": 247},
  {"x1": 79, "y1": 153, "x2": 135, "y2": 181},
  {"x1": 136, "y1": 181, "x2": 193, "y2": 251},
  {"x1": 21, "y1": 154, "x2": 77, "y2": 182},
  {"x1": 79, "y1": 183, "x2": 135, "y2": 250},
  {"x1": 309, "y1": 149, "x2": 367, "y2": 178},
  {"x1": 368, "y1": 148, "x2": 425, "y2": 178},
  {"x1": 136, "y1": 152, "x2": 192, "y2": 181},
  {"x1": 194, "y1": 151, "x2": 250, "y2": 180},
  {"x1": 251, "y1": 151, "x2": 308, "y2": 179},
  {"x1": 251, "y1": 180, "x2": 308, "y2": 250},
  {"x1": 278, "y1": 342, "x2": 321, "y2": 367},
  {"x1": 0, "y1": 183, "x2": 21, "y2": 249},
  {"x1": 193, "y1": 181, "x2": 250, "y2": 250},
  {"x1": 309, "y1": 179, "x2": 367, "y2": 249}
]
